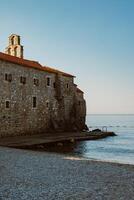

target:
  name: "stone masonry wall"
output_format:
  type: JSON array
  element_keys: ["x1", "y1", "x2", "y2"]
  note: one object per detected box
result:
[
  {"x1": 0, "y1": 60, "x2": 86, "y2": 137},
  {"x1": 0, "y1": 60, "x2": 56, "y2": 136}
]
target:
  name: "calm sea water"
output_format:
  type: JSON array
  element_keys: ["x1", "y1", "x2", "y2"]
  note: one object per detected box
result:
[
  {"x1": 76, "y1": 114, "x2": 134, "y2": 164},
  {"x1": 46, "y1": 114, "x2": 134, "y2": 165}
]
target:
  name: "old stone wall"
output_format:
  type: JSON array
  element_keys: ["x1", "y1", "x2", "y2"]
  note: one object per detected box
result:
[
  {"x1": 0, "y1": 59, "x2": 87, "y2": 137},
  {"x1": 0, "y1": 60, "x2": 56, "y2": 136}
]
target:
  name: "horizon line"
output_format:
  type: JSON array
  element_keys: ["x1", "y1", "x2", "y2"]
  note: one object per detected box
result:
[{"x1": 87, "y1": 113, "x2": 134, "y2": 115}]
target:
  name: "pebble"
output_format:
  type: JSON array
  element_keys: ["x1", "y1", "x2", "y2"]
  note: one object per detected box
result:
[{"x1": 0, "y1": 147, "x2": 134, "y2": 200}]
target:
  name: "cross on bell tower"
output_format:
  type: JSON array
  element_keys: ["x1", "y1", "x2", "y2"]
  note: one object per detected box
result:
[{"x1": 5, "y1": 34, "x2": 24, "y2": 58}]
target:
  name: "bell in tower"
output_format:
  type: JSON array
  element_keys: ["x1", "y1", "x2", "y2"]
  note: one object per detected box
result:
[{"x1": 5, "y1": 34, "x2": 24, "y2": 58}]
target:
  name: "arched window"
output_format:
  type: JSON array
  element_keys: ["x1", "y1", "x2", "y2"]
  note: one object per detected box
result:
[
  {"x1": 8, "y1": 48, "x2": 11, "y2": 55},
  {"x1": 11, "y1": 36, "x2": 15, "y2": 45},
  {"x1": 14, "y1": 47, "x2": 17, "y2": 57},
  {"x1": 18, "y1": 36, "x2": 20, "y2": 45}
]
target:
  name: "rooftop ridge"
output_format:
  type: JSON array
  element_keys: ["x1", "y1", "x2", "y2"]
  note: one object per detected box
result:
[
  {"x1": 0, "y1": 52, "x2": 74, "y2": 78},
  {"x1": 43, "y1": 65, "x2": 75, "y2": 77}
]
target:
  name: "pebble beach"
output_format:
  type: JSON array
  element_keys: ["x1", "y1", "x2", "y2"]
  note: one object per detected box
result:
[{"x1": 0, "y1": 147, "x2": 134, "y2": 200}]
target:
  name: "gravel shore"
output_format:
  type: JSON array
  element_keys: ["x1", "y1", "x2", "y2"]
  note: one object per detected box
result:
[{"x1": 0, "y1": 147, "x2": 134, "y2": 200}]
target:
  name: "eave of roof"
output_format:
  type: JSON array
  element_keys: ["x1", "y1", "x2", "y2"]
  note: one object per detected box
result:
[
  {"x1": 77, "y1": 88, "x2": 84, "y2": 93},
  {"x1": 0, "y1": 52, "x2": 75, "y2": 78},
  {"x1": 43, "y1": 66, "x2": 75, "y2": 78}
]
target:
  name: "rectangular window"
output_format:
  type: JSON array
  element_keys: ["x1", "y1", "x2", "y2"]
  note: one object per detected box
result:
[
  {"x1": 5, "y1": 74, "x2": 12, "y2": 82},
  {"x1": 34, "y1": 78, "x2": 39, "y2": 86},
  {"x1": 46, "y1": 77, "x2": 51, "y2": 86},
  {"x1": 53, "y1": 82, "x2": 56, "y2": 88},
  {"x1": 20, "y1": 76, "x2": 26, "y2": 84},
  {"x1": 46, "y1": 102, "x2": 49, "y2": 108},
  {"x1": 66, "y1": 83, "x2": 69, "y2": 89},
  {"x1": 6, "y1": 101, "x2": 10, "y2": 108},
  {"x1": 5, "y1": 74, "x2": 8, "y2": 81},
  {"x1": 33, "y1": 97, "x2": 37, "y2": 108}
]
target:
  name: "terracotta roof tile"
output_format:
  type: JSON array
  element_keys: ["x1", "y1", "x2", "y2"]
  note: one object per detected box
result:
[
  {"x1": 43, "y1": 66, "x2": 75, "y2": 78},
  {"x1": 0, "y1": 52, "x2": 75, "y2": 78}
]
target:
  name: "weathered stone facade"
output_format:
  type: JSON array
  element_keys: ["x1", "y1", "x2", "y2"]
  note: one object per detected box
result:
[{"x1": 0, "y1": 35, "x2": 87, "y2": 137}]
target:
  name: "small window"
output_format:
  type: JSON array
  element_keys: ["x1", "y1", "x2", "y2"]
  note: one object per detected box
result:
[
  {"x1": 33, "y1": 97, "x2": 37, "y2": 108},
  {"x1": 11, "y1": 36, "x2": 15, "y2": 45},
  {"x1": 20, "y1": 76, "x2": 26, "y2": 84},
  {"x1": 46, "y1": 102, "x2": 49, "y2": 108},
  {"x1": 5, "y1": 74, "x2": 8, "y2": 81},
  {"x1": 53, "y1": 82, "x2": 56, "y2": 88},
  {"x1": 5, "y1": 74, "x2": 12, "y2": 82},
  {"x1": 34, "y1": 78, "x2": 39, "y2": 86},
  {"x1": 18, "y1": 37, "x2": 20, "y2": 45},
  {"x1": 66, "y1": 83, "x2": 69, "y2": 89},
  {"x1": 78, "y1": 101, "x2": 81, "y2": 106},
  {"x1": 6, "y1": 101, "x2": 10, "y2": 108},
  {"x1": 46, "y1": 77, "x2": 51, "y2": 86}
]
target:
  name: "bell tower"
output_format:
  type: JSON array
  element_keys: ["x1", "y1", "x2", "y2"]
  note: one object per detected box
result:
[{"x1": 5, "y1": 34, "x2": 24, "y2": 58}]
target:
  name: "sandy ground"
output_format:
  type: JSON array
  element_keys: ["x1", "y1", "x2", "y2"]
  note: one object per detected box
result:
[{"x1": 0, "y1": 147, "x2": 134, "y2": 200}]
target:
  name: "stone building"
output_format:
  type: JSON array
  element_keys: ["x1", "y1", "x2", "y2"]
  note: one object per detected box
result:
[{"x1": 0, "y1": 34, "x2": 86, "y2": 137}]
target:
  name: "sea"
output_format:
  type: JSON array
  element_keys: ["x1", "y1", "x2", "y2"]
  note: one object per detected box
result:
[
  {"x1": 77, "y1": 114, "x2": 134, "y2": 165},
  {"x1": 46, "y1": 114, "x2": 134, "y2": 165}
]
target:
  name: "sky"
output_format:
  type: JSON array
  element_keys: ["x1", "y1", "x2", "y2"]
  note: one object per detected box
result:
[{"x1": 0, "y1": 0, "x2": 134, "y2": 114}]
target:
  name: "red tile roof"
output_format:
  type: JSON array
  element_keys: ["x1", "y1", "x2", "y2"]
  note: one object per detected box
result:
[
  {"x1": 0, "y1": 52, "x2": 75, "y2": 78},
  {"x1": 43, "y1": 66, "x2": 75, "y2": 78}
]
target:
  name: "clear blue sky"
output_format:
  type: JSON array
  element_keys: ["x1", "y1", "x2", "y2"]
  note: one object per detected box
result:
[{"x1": 0, "y1": 0, "x2": 134, "y2": 114}]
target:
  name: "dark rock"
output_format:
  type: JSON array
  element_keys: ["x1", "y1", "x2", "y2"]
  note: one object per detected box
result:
[{"x1": 92, "y1": 129, "x2": 102, "y2": 132}]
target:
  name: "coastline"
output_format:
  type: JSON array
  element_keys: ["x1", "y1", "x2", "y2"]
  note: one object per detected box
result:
[
  {"x1": 0, "y1": 146, "x2": 134, "y2": 200},
  {"x1": 0, "y1": 131, "x2": 116, "y2": 148}
]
